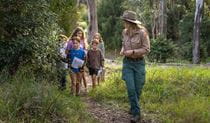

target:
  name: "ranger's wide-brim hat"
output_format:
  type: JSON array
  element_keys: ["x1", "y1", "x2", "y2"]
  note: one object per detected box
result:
[{"x1": 121, "y1": 10, "x2": 142, "y2": 25}]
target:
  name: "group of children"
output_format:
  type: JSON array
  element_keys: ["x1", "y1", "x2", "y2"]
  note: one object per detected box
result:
[{"x1": 58, "y1": 27, "x2": 105, "y2": 96}]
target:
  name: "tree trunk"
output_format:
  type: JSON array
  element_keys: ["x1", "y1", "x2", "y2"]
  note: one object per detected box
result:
[
  {"x1": 152, "y1": 0, "x2": 167, "y2": 38},
  {"x1": 192, "y1": 0, "x2": 203, "y2": 64},
  {"x1": 86, "y1": 0, "x2": 98, "y2": 43},
  {"x1": 159, "y1": 0, "x2": 167, "y2": 37},
  {"x1": 152, "y1": 0, "x2": 158, "y2": 39}
]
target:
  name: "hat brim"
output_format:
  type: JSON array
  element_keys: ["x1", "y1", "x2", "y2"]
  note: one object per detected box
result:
[{"x1": 121, "y1": 16, "x2": 142, "y2": 25}]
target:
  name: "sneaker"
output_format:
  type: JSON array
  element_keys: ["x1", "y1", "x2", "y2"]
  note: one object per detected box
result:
[{"x1": 130, "y1": 115, "x2": 140, "y2": 123}]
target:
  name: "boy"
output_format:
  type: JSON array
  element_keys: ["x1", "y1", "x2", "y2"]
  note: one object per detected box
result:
[
  {"x1": 87, "y1": 39, "x2": 105, "y2": 88},
  {"x1": 69, "y1": 36, "x2": 86, "y2": 96}
]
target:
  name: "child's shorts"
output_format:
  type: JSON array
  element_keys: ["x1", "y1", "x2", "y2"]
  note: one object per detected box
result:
[
  {"x1": 69, "y1": 67, "x2": 80, "y2": 74},
  {"x1": 88, "y1": 68, "x2": 99, "y2": 75}
]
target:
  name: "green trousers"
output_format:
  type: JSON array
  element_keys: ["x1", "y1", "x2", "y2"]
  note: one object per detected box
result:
[{"x1": 122, "y1": 58, "x2": 145, "y2": 116}]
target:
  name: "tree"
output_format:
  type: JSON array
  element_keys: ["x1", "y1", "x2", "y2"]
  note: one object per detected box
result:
[
  {"x1": 152, "y1": 0, "x2": 167, "y2": 38},
  {"x1": 50, "y1": 0, "x2": 79, "y2": 36},
  {"x1": 159, "y1": 0, "x2": 167, "y2": 37},
  {"x1": 86, "y1": 0, "x2": 98, "y2": 42},
  {"x1": 0, "y1": 0, "x2": 58, "y2": 74},
  {"x1": 98, "y1": 0, "x2": 126, "y2": 49},
  {"x1": 0, "y1": 0, "x2": 79, "y2": 75},
  {"x1": 193, "y1": 0, "x2": 204, "y2": 64}
]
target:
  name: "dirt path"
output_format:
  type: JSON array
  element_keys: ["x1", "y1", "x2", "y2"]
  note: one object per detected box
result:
[
  {"x1": 79, "y1": 59, "x2": 210, "y2": 123},
  {"x1": 79, "y1": 59, "x2": 163, "y2": 123},
  {"x1": 79, "y1": 74, "x2": 132, "y2": 123},
  {"x1": 81, "y1": 96, "x2": 131, "y2": 123},
  {"x1": 79, "y1": 74, "x2": 154, "y2": 123}
]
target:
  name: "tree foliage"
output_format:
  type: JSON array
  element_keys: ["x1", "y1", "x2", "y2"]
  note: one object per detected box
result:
[
  {"x1": 50, "y1": 0, "x2": 79, "y2": 36},
  {"x1": 99, "y1": 0, "x2": 210, "y2": 62},
  {"x1": 0, "y1": 0, "x2": 79, "y2": 75},
  {"x1": 97, "y1": 0, "x2": 126, "y2": 49},
  {"x1": 148, "y1": 36, "x2": 178, "y2": 63}
]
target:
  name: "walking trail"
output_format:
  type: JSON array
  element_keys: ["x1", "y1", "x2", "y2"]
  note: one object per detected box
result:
[
  {"x1": 80, "y1": 76, "x2": 132, "y2": 123},
  {"x1": 80, "y1": 59, "x2": 210, "y2": 123},
  {"x1": 79, "y1": 60, "x2": 154, "y2": 123}
]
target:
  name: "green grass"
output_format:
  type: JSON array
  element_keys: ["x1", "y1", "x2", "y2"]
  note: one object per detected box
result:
[
  {"x1": 0, "y1": 68, "x2": 96, "y2": 123},
  {"x1": 89, "y1": 65, "x2": 210, "y2": 123}
]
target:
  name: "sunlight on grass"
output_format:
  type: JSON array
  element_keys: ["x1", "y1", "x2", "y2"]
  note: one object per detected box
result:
[{"x1": 89, "y1": 66, "x2": 210, "y2": 123}]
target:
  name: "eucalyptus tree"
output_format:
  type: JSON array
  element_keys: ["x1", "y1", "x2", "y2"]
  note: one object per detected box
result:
[
  {"x1": 193, "y1": 0, "x2": 204, "y2": 64},
  {"x1": 86, "y1": 0, "x2": 98, "y2": 42}
]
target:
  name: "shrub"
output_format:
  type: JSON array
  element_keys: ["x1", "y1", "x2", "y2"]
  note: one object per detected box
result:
[
  {"x1": 0, "y1": 0, "x2": 80, "y2": 77},
  {"x1": 0, "y1": 68, "x2": 96, "y2": 123},
  {"x1": 148, "y1": 36, "x2": 178, "y2": 63},
  {"x1": 0, "y1": 0, "x2": 60, "y2": 75},
  {"x1": 98, "y1": 0, "x2": 126, "y2": 50}
]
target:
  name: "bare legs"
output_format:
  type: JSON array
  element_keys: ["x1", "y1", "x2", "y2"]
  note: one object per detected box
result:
[
  {"x1": 91, "y1": 74, "x2": 97, "y2": 88},
  {"x1": 70, "y1": 72, "x2": 81, "y2": 96},
  {"x1": 81, "y1": 71, "x2": 87, "y2": 90}
]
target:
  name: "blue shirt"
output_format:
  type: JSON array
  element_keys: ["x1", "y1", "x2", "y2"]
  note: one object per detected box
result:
[{"x1": 69, "y1": 48, "x2": 85, "y2": 73}]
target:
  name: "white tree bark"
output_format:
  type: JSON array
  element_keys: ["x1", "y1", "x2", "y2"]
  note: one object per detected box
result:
[
  {"x1": 86, "y1": 0, "x2": 98, "y2": 43},
  {"x1": 152, "y1": 0, "x2": 167, "y2": 38},
  {"x1": 159, "y1": 0, "x2": 167, "y2": 37},
  {"x1": 193, "y1": 0, "x2": 203, "y2": 64}
]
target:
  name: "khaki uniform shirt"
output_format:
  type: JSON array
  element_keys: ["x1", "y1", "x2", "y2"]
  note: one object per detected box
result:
[{"x1": 122, "y1": 26, "x2": 150, "y2": 58}]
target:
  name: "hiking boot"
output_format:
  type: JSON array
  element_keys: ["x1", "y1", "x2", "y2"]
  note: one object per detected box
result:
[{"x1": 130, "y1": 115, "x2": 140, "y2": 123}]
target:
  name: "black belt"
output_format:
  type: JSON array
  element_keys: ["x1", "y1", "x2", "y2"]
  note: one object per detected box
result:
[{"x1": 125, "y1": 57, "x2": 144, "y2": 61}]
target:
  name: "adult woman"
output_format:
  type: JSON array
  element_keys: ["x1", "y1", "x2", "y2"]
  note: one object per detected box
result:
[
  {"x1": 66, "y1": 27, "x2": 89, "y2": 93},
  {"x1": 120, "y1": 10, "x2": 150, "y2": 123}
]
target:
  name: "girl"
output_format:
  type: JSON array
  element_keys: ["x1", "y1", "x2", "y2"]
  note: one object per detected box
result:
[
  {"x1": 69, "y1": 36, "x2": 86, "y2": 96},
  {"x1": 93, "y1": 33, "x2": 105, "y2": 57},
  {"x1": 66, "y1": 27, "x2": 88, "y2": 92}
]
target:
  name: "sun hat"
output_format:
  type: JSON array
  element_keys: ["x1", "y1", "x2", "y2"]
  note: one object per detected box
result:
[{"x1": 121, "y1": 10, "x2": 142, "y2": 25}]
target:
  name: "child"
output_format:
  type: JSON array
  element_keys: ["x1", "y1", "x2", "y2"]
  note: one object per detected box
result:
[
  {"x1": 66, "y1": 27, "x2": 88, "y2": 91},
  {"x1": 68, "y1": 36, "x2": 86, "y2": 96},
  {"x1": 93, "y1": 33, "x2": 106, "y2": 82},
  {"x1": 93, "y1": 33, "x2": 105, "y2": 57},
  {"x1": 87, "y1": 39, "x2": 105, "y2": 88},
  {"x1": 57, "y1": 34, "x2": 68, "y2": 90}
]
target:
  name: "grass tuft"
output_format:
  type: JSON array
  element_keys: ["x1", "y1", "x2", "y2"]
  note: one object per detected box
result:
[{"x1": 90, "y1": 66, "x2": 210, "y2": 123}]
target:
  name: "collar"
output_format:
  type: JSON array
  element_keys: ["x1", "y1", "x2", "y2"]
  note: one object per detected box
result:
[
  {"x1": 125, "y1": 28, "x2": 141, "y2": 37},
  {"x1": 91, "y1": 48, "x2": 99, "y2": 51}
]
